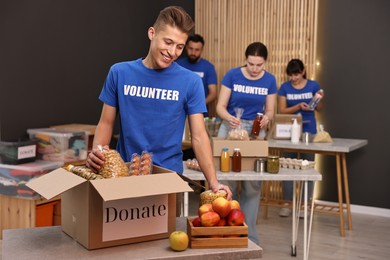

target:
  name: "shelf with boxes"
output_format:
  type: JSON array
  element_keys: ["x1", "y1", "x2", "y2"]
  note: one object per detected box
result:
[
  {"x1": 27, "y1": 128, "x2": 89, "y2": 163},
  {"x1": 0, "y1": 160, "x2": 64, "y2": 239}
]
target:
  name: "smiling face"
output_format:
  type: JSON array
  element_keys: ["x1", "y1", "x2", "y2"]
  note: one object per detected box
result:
[
  {"x1": 144, "y1": 25, "x2": 188, "y2": 70},
  {"x1": 245, "y1": 55, "x2": 266, "y2": 78}
]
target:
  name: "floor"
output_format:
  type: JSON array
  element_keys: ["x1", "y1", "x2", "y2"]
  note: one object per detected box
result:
[
  {"x1": 187, "y1": 191, "x2": 390, "y2": 260},
  {"x1": 1, "y1": 192, "x2": 389, "y2": 260}
]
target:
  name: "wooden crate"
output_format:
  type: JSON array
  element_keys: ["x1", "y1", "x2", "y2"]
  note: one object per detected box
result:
[{"x1": 187, "y1": 217, "x2": 248, "y2": 248}]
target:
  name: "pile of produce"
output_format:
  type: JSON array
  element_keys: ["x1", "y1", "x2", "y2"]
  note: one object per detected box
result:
[{"x1": 193, "y1": 195, "x2": 245, "y2": 228}]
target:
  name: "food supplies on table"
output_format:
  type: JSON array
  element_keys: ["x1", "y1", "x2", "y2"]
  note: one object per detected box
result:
[
  {"x1": 185, "y1": 158, "x2": 202, "y2": 171},
  {"x1": 279, "y1": 157, "x2": 315, "y2": 170}
]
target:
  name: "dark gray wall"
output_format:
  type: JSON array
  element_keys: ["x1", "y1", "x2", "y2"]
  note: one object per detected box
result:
[
  {"x1": 317, "y1": 0, "x2": 390, "y2": 208},
  {"x1": 0, "y1": 0, "x2": 194, "y2": 140}
]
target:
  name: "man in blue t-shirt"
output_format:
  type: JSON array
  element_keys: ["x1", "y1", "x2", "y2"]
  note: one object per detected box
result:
[
  {"x1": 176, "y1": 34, "x2": 218, "y2": 117},
  {"x1": 86, "y1": 6, "x2": 232, "y2": 202}
]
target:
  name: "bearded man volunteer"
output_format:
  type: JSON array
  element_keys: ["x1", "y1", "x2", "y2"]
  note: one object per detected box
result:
[{"x1": 177, "y1": 34, "x2": 218, "y2": 117}]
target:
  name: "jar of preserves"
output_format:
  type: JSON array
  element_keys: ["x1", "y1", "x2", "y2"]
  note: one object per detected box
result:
[
  {"x1": 267, "y1": 155, "x2": 280, "y2": 173},
  {"x1": 251, "y1": 113, "x2": 263, "y2": 137},
  {"x1": 232, "y1": 148, "x2": 242, "y2": 172},
  {"x1": 220, "y1": 148, "x2": 230, "y2": 172}
]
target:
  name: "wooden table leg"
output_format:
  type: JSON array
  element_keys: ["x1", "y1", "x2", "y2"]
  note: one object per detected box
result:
[
  {"x1": 342, "y1": 153, "x2": 352, "y2": 230},
  {"x1": 336, "y1": 153, "x2": 345, "y2": 237}
]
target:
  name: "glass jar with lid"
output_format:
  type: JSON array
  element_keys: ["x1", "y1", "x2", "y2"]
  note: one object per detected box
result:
[{"x1": 267, "y1": 155, "x2": 280, "y2": 173}]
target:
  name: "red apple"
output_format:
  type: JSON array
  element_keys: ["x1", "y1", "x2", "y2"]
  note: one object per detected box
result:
[
  {"x1": 198, "y1": 203, "x2": 213, "y2": 216},
  {"x1": 200, "y1": 211, "x2": 221, "y2": 227},
  {"x1": 212, "y1": 197, "x2": 231, "y2": 218},
  {"x1": 216, "y1": 217, "x2": 227, "y2": 226},
  {"x1": 192, "y1": 216, "x2": 201, "y2": 227},
  {"x1": 169, "y1": 231, "x2": 189, "y2": 251},
  {"x1": 226, "y1": 209, "x2": 245, "y2": 226},
  {"x1": 230, "y1": 200, "x2": 241, "y2": 210}
]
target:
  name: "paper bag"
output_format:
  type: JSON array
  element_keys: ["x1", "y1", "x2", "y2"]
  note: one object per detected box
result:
[{"x1": 313, "y1": 130, "x2": 333, "y2": 143}]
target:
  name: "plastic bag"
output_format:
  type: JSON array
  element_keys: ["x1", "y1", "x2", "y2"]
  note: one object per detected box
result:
[
  {"x1": 66, "y1": 164, "x2": 104, "y2": 180},
  {"x1": 98, "y1": 147, "x2": 130, "y2": 178},
  {"x1": 129, "y1": 151, "x2": 153, "y2": 176},
  {"x1": 313, "y1": 124, "x2": 333, "y2": 143},
  {"x1": 227, "y1": 107, "x2": 250, "y2": 140}
]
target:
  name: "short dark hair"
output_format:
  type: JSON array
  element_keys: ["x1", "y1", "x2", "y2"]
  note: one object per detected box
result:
[
  {"x1": 153, "y1": 6, "x2": 194, "y2": 36},
  {"x1": 245, "y1": 42, "x2": 268, "y2": 60},
  {"x1": 286, "y1": 59, "x2": 306, "y2": 78},
  {"x1": 187, "y1": 34, "x2": 205, "y2": 46}
]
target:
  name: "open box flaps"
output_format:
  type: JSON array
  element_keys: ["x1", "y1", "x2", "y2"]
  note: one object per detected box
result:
[
  {"x1": 26, "y1": 168, "x2": 87, "y2": 200},
  {"x1": 90, "y1": 172, "x2": 193, "y2": 201},
  {"x1": 27, "y1": 165, "x2": 193, "y2": 201}
]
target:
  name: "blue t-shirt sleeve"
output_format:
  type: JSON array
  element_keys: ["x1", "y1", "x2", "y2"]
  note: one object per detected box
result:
[
  {"x1": 99, "y1": 65, "x2": 119, "y2": 108},
  {"x1": 185, "y1": 76, "x2": 207, "y2": 115},
  {"x1": 313, "y1": 81, "x2": 321, "y2": 93},
  {"x1": 278, "y1": 82, "x2": 288, "y2": 96},
  {"x1": 221, "y1": 68, "x2": 234, "y2": 88}
]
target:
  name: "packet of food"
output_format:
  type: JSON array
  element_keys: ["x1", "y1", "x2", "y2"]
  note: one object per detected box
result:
[
  {"x1": 199, "y1": 189, "x2": 227, "y2": 206},
  {"x1": 98, "y1": 146, "x2": 129, "y2": 178},
  {"x1": 140, "y1": 151, "x2": 153, "y2": 175},
  {"x1": 227, "y1": 107, "x2": 250, "y2": 140},
  {"x1": 129, "y1": 153, "x2": 141, "y2": 176},
  {"x1": 66, "y1": 164, "x2": 104, "y2": 180}
]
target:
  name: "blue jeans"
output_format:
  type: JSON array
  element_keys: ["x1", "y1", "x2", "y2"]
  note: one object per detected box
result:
[
  {"x1": 282, "y1": 152, "x2": 314, "y2": 201},
  {"x1": 218, "y1": 119, "x2": 262, "y2": 245}
]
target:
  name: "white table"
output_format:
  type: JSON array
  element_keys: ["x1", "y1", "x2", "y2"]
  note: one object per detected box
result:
[
  {"x1": 2, "y1": 218, "x2": 262, "y2": 260},
  {"x1": 183, "y1": 166, "x2": 322, "y2": 260},
  {"x1": 268, "y1": 138, "x2": 368, "y2": 237}
]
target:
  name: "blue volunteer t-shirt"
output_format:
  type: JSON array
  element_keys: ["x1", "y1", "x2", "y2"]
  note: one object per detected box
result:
[
  {"x1": 99, "y1": 58, "x2": 206, "y2": 173},
  {"x1": 221, "y1": 67, "x2": 277, "y2": 120},
  {"x1": 278, "y1": 80, "x2": 321, "y2": 133},
  {"x1": 176, "y1": 58, "x2": 217, "y2": 98}
]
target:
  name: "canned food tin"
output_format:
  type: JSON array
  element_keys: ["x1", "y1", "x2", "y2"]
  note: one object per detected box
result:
[
  {"x1": 302, "y1": 132, "x2": 310, "y2": 144},
  {"x1": 267, "y1": 156, "x2": 280, "y2": 173},
  {"x1": 254, "y1": 157, "x2": 267, "y2": 172}
]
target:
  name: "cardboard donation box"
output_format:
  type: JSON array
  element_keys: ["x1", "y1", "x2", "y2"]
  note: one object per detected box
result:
[
  {"x1": 27, "y1": 165, "x2": 193, "y2": 249},
  {"x1": 270, "y1": 114, "x2": 302, "y2": 140},
  {"x1": 211, "y1": 138, "x2": 268, "y2": 171}
]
